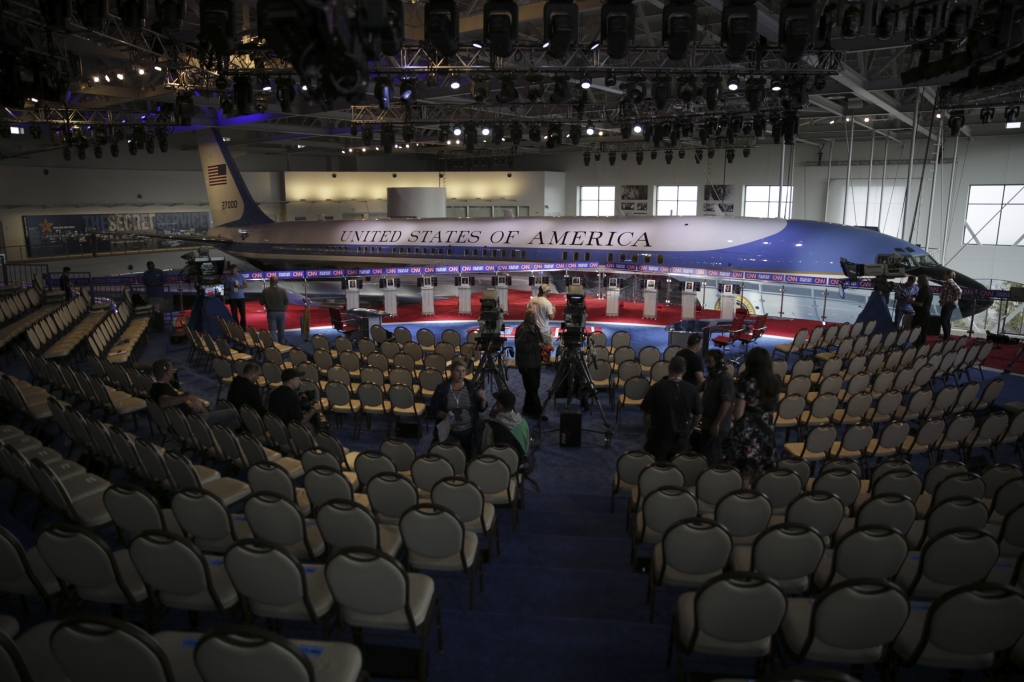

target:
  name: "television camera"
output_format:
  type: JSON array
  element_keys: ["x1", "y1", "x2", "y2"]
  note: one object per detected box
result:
[
  {"x1": 839, "y1": 257, "x2": 906, "y2": 298},
  {"x1": 560, "y1": 284, "x2": 588, "y2": 348},
  {"x1": 182, "y1": 247, "x2": 226, "y2": 297},
  {"x1": 477, "y1": 288, "x2": 506, "y2": 353}
]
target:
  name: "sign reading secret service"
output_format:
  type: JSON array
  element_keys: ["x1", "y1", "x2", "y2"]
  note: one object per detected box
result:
[{"x1": 23, "y1": 211, "x2": 212, "y2": 253}]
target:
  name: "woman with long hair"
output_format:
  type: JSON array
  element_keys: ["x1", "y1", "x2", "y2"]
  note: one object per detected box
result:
[
  {"x1": 911, "y1": 273, "x2": 933, "y2": 348},
  {"x1": 725, "y1": 347, "x2": 780, "y2": 481},
  {"x1": 515, "y1": 310, "x2": 546, "y2": 419}
]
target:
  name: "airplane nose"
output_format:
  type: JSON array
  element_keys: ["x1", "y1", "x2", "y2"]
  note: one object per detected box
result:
[{"x1": 911, "y1": 266, "x2": 993, "y2": 318}]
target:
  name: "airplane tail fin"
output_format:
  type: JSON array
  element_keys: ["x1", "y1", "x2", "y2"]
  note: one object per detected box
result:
[{"x1": 197, "y1": 129, "x2": 275, "y2": 228}]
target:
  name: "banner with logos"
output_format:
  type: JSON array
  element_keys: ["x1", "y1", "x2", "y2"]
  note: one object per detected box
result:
[{"x1": 23, "y1": 211, "x2": 212, "y2": 257}]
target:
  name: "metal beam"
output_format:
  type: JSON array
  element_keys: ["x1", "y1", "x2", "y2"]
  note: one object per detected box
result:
[
  {"x1": 831, "y1": 66, "x2": 938, "y2": 142},
  {"x1": 808, "y1": 94, "x2": 904, "y2": 144}
]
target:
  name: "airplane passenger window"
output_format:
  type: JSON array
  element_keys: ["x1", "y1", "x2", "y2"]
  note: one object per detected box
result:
[
  {"x1": 585, "y1": 252, "x2": 590, "y2": 260},
  {"x1": 562, "y1": 252, "x2": 568, "y2": 260},
  {"x1": 632, "y1": 254, "x2": 639, "y2": 263},
  {"x1": 619, "y1": 253, "x2": 626, "y2": 262},
  {"x1": 608, "y1": 253, "x2": 614, "y2": 262},
  {"x1": 657, "y1": 255, "x2": 664, "y2": 264},
  {"x1": 644, "y1": 254, "x2": 651, "y2": 264}
]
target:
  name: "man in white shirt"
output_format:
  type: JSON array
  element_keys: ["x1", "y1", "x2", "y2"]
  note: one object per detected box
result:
[{"x1": 529, "y1": 284, "x2": 555, "y2": 349}]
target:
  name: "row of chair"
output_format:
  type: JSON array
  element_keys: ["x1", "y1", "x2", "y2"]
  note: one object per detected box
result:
[
  {"x1": 0, "y1": 281, "x2": 64, "y2": 356},
  {"x1": 22, "y1": 291, "x2": 104, "y2": 362},
  {"x1": 83, "y1": 290, "x2": 151, "y2": 365}
]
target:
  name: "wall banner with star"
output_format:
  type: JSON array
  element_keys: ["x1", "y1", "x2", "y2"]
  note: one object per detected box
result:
[{"x1": 23, "y1": 211, "x2": 212, "y2": 257}]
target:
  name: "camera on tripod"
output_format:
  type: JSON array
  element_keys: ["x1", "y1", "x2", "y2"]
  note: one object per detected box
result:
[
  {"x1": 839, "y1": 257, "x2": 906, "y2": 298},
  {"x1": 477, "y1": 288, "x2": 506, "y2": 353},
  {"x1": 560, "y1": 284, "x2": 588, "y2": 348},
  {"x1": 182, "y1": 247, "x2": 226, "y2": 298}
]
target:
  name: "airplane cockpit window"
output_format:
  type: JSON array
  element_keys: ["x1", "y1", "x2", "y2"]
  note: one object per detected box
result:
[{"x1": 878, "y1": 252, "x2": 939, "y2": 269}]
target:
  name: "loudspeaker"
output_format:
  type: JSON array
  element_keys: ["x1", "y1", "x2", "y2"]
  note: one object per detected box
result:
[
  {"x1": 492, "y1": 276, "x2": 498, "y2": 286},
  {"x1": 395, "y1": 278, "x2": 401, "y2": 288},
  {"x1": 469, "y1": 277, "x2": 475, "y2": 286},
  {"x1": 431, "y1": 277, "x2": 438, "y2": 286},
  {"x1": 417, "y1": 277, "x2": 424, "y2": 287},
  {"x1": 379, "y1": 278, "x2": 386, "y2": 288},
  {"x1": 559, "y1": 409, "x2": 582, "y2": 447},
  {"x1": 528, "y1": 276, "x2": 536, "y2": 286}
]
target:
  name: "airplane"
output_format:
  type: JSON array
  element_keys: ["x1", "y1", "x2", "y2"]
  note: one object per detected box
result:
[{"x1": 191, "y1": 129, "x2": 991, "y2": 324}]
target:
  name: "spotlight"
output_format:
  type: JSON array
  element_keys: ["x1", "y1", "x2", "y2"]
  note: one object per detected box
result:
[
  {"x1": 94, "y1": 144, "x2": 102, "y2": 159},
  {"x1": 128, "y1": 139, "x2": 137, "y2": 155},
  {"x1": 450, "y1": 78, "x2": 462, "y2": 90},
  {"x1": 453, "y1": 124, "x2": 463, "y2": 137},
  {"x1": 721, "y1": 0, "x2": 758, "y2": 62},
  {"x1": 496, "y1": 75, "x2": 519, "y2": 103},
  {"x1": 980, "y1": 107, "x2": 995, "y2": 124},
  {"x1": 543, "y1": 1, "x2": 579, "y2": 58},
  {"x1": 771, "y1": 116, "x2": 783, "y2": 144},
  {"x1": 62, "y1": 146, "x2": 71, "y2": 161},
  {"x1": 362, "y1": 125, "x2": 374, "y2": 145},
  {"x1": 665, "y1": 149, "x2": 673, "y2": 164},
  {"x1": 483, "y1": 0, "x2": 519, "y2": 57},
  {"x1": 663, "y1": 0, "x2": 698, "y2": 60},
  {"x1": 743, "y1": 147, "x2": 750, "y2": 157},
  {"x1": 465, "y1": 123, "x2": 477, "y2": 151},
  {"x1": 620, "y1": 122, "x2": 631, "y2": 139},
  {"x1": 770, "y1": 79, "x2": 783, "y2": 92},
  {"x1": 633, "y1": 123, "x2": 643, "y2": 134},
  {"x1": 703, "y1": 76, "x2": 721, "y2": 109},
  {"x1": 569, "y1": 124, "x2": 581, "y2": 144},
  {"x1": 609, "y1": 152, "x2": 616, "y2": 166},
  {"x1": 726, "y1": 148, "x2": 736, "y2": 163},
  {"x1": 621, "y1": 151, "x2": 627, "y2": 160},
  {"x1": 652, "y1": 77, "x2": 671, "y2": 111},
  {"x1": 695, "y1": 148, "x2": 703, "y2": 163},
  {"x1": 145, "y1": 135, "x2": 155, "y2": 154},
  {"x1": 875, "y1": 0, "x2": 900, "y2": 40},
  {"x1": 233, "y1": 77, "x2": 253, "y2": 115},
  {"x1": 778, "y1": 0, "x2": 816, "y2": 63},
  {"x1": 548, "y1": 122, "x2": 562, "y2": 145},
  {"x1": 677, "y1": 76, "x2": 695, "y2": 103},
  {"x1": 549, "y1": 77, "x2": 571, "y2": 104},
  {"x1": 109, "y1": 140, "x2": 118, "y2": 157},
  {"x1": 510, "y1": 121, "x2": 523, "y2": 144},
  {"x1": 399, "y1": 78, "x2": 418, "y2": 104},
  {"x1": 29, "y1": 125, "x2": 42, "y2": 140},
  {"x1": 375, "y1": 79, "x2": 392, "y2": 110},
  {"x1": 77, "y1": 145, "x2": 86, "y2": 160},
  {"x1": 635, "y1": 150, "x2": 643, "y2": 165},
  {"x1": 945, "y1": 0, "x2": 972, "y2": 40},
  {"x1": 583, "y1": 150, "x2": 591, "y2": 166},
  {"x1": 601, "y1": 0, "x2": 636, "y2": 59},
  {"x1": 626, "y1": 77, "x2": 647, "y2": 104},
  {"x1": 439, "y1": 123, "x2": 450, "y2": 143},
  {"x1": 837, "y1": 0, "x2": 868, "y2": 37},
  {"x1": 650, "y1": 150, "x2": 657, "y2": 160},
  {"x1": 605, "y1": 72, "x2": 617, "y2": 87},
  {"x1": 529, "y1": 123, "x2": 541, "y2": 142},
  {"x1": 727, "y1": 75, "x2": 740, "y2": 91},
  {"x1": 381, "y1": 123, "x2": 396, "y2": 153},
  {"x1": 679, "y1": 149, "x2": 685, "y2": 159},
  {"x1": 156, "y1": 128, "x2": 168, "y2": 152},
  {"x1": 753, "y1": 115, "x2": 766, "y2": 137},
  {"x1": 481, "y1": 125, "x2": 491, "y2": 136},
  {"x1": 426, "y1": 72, "x2": 438, "y2": 88},
  {"x1": 472, "y1": 79, "x2": 489, "y2": 103},
  {"x1": 742, "y1": 119, "x2": 753, "y2": 135},
  {"x1": 581, "y1": 74, "x2": 592, "y2": 89},
  {"x1": 708, "y1": 149, "x2": 715, "y2": 158},
  {"x1": 424, "y1": 0, "x2": 460, "y2": 56},
  {"x1": 949, "y1": 110, "x2": 965, "y2": 136},
  {"x1": 174, "y1": 92, "x2": 194, "y2": 124},
  {"x1": 745, "y1": 77, "x2": 765, "y2": 111},
  {"x1": 526, "y1": 75, "x2": 544, "y2": 102},
  {"x1": 1006, "y1": 106, "x2": 1020, "y2": 123},
  {"x1": 699, "y1": 126, "x2": 709, "y2": 145},
  {"x1": 595, "y1": 152, "x2": 601, "y2": 161},
  {"x1": 403, "y1": 124, "x2": 415, "y2": 144},
  {"x1": 586, "y1": 121, "x2": 595, "y2": 135}
]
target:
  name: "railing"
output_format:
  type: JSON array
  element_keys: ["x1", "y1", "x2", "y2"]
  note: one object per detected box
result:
[
  {"x1": 2, "y1": 237, "x2": 196, "y2": 263},
  {"x1": 2, "y1": 263, "x2": 49, "y2": 287}
]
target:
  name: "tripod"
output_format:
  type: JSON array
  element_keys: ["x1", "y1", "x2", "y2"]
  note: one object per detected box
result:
[
  {"x1": 536, "y1": 341, "x2": 613, "y2": 447},
  {"x1": 473, "y1": 336, "x2": 509, "y2": 392}
]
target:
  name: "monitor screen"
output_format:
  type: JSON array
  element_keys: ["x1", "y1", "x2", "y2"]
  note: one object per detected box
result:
[
  {"x1": 461, "y1": 277, "x2": 469, "y2": 285},
  {"x1": 646, "y1": 280, "x2": 656, "y2": 289},
  {"x1": 723, "y1": 284, "x2": 734, "y2": 294},
  {"x1": 203, "y1": 284, "x2": 225, "y2": 297},
  {"x1": 197, "y1": 260, "x2": 224, "y2": 278},
  {"x1": 386, "y1": 278, "x2": 395, "y2": 287},
  {"x1": 347, "y1": 279, "x2": 358, "y2": 289},
  {"x1": 684, "y1": 281, "x2": 694, "y2": 291},
  {"x1": 571, "y1": 276, "x2": 582, "y2": 285}
]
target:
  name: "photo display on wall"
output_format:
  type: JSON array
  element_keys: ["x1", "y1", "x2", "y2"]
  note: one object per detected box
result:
[
  {"x1": 703, "y1": 185, "x2": 736, "y2": 216},
  {"x1": 620, "y1": 185, "x2": 649, "y2": 216},
  {"x1": 22, "y1": 211, "x2": 212, "y2": 258}
]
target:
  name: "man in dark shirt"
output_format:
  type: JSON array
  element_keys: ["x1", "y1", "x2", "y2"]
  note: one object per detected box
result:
[
  {"x1": 59, "y1": 267, "x2": 72, "y2": 301},
  {"x1": 641, "y1": 355, "x2": 702, "y2": 461},
  {"x1": 700, "y1": 350, "x2": 735, "y2": 464},
  {"x1": 150, "y1": 358, "x2": 238, "y2": 428},
  {"x1": 678, "y1": 333, "x2": 706, "y2": 389},
  {"x1": 227, "y1": 361, "x2": 264, "y2": 414},
  {"x1": 268, "y1": 368, "x2": 317, "y2": 428}
]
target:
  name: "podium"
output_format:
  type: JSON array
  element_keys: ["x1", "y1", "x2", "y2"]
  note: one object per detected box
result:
[
  {"x1": 420, "y1": 281, "x2": 435, "y2": 316},
  {"x1": 719, "y1": 293, "x2": 737, "y2": 320},
  {"x1": 383, "y1": 282, "x2": 398, "y2": 317},
  {"x1": 605, "y1": 281, "x2": 620, "y2": 317},
  {"x1": 495, "y1": 278, "x2": 509, "y2": 313},
  {"x1": 642, "y1": 289, "x2": 658, "y2": 320},
  {"x1": 681, "y1": 291, "x2": 697, "y2": 320},
  {"x1": 458, "y1": 282, "x2": 473, "y2": 315},
  {"x1": 346, "y1": 288, "x2": 360, "y2": 311}
]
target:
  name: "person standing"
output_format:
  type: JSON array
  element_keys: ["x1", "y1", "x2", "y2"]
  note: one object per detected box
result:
[
  {"x1": 641, "y1": 355, "x2": 702, "y2": 461},
  {"x1": 894, "y1": 275, "x2": 918, "y2": 330},
  {"x1": 700, "y1": 350, "x2": 735, "y2": 464},
  {"x1": 725, "y1": 347, "x2": 780, "y2": 484},
  {"x1": 515, "y1": 310, "x2": 546, "y2": 420},
  {"x1": 529, "y1": 284, "x2": 556, "y2": 356},
  {"x1": 429, "y1": 357, "x2": 488, "y2": 457},
  {"x1": 939, "y1": 270, "x2": 962, "y2": 341},
  {"x1": 142, "y1": 261, "x2": 166, "y2": 311},
  {"x1": 59, "y1": 266, "x2": 72, "y2": 301},
  {"x1": 678, "y1": 333, "x2": 706, "y2": 389},
  {"x1": 224, "y1": 264, "x2": 248, "y2": 327},
  {"x1": 260, "y1": 275, "x2": 290, "y2": 344},
  {"x1": 912, "y1": 274, "x2": 933, "y2": 348}
]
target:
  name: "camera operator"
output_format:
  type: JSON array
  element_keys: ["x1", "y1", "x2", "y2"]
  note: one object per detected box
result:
[
  {"x1": 515, "y1": 310, "x2": 546, "y2": 420},
  {"x1": 429, "y1": 357, "x2": 487, "y2": 457},
  {"x1": 529, "y1": 284, "x2": 556, "y2": 364},
  {"x1": 268, "y1": 368, "x2": 320, "y2": 431},
  {"x1": 151, "y1": 359, "x2": 239, "y2": 429}
]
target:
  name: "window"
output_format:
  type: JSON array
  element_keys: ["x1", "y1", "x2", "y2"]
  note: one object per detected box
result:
[
  {"x1": 579, "y1": 186, "x2": 615, "y2": 216},
  {"x1": 825, "y1": 180, "x2": 907, "y2": 237},
  {"x1": 644, "y1": 254, "x2": 651, "y2": 264},
  {"x1": 743, "y1": 186, "x2": 794, "y2": 219},
  {"x1": 657, "y1": 254, "x2": 664, "y2": 264},
  {"x1": 963, "y1": 185, "x2": 1024, "y2": 245},
  {"x1": 655, "y1": 186, "x2": 699, "y2": 216}
]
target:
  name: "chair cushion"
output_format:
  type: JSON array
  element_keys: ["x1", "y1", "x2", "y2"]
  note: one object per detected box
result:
[
  {"x1": 893, "y1": 606, "x2": 995, "y2": 669},
  {"x1": 204, "y1": 477, "x2": 251, "y2": 507},
  {"x1": 75, "y1": 549, "x2": 148, "y2": 605},
  {"x1": 781, "y1": 598, "x2": 885, "y2": 664},
  {"x1": 16, "y1": 621, "x2": 72, "y2": 682},
  {"x1": 247, "y1": 565, "x2": 333, "y2": 622},
  {"x1": 408, "y1": 531, "x2": 479, "y2": 572},
  {"x1": 341, "y1": 572, "x2": 435, "y2": 630},
  {"x1": 158, "y1": 560, "x2": 239, "y2": 614},
  {"x1": 464, "y1": 503, "x2": 496, "y2": 535},
  {"x1": 0, "y1": 546, "x2": 61, "y2": 597},
  {"x1": 676, "y1": 591, "x2": 772, "y2": 657},
  {"x1": 652, "y1": 544, "x2": 722, "y2": 588}
]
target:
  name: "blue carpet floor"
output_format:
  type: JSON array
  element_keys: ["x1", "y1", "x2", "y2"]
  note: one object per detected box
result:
[{"x1": 2, "y1": 319, "x2": 1022, "y2": 681}]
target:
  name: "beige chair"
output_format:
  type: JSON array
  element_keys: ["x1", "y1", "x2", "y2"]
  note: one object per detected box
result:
[
  {"x1": 611, "y1": 450, "x2": 655, "y2": 512},
  {"x1": 431, "y1": 476, "x2": 499, "y2": 557},
  {"x1": 244, "y1": 492, "x2": 326, "y2": 561},
  {"x1": 36, "y1": 523, "x2": 148, "y2": 609},
  {"x1": 316, "y1": 499, "x2": 402, "y2": 557},
  {"x1": 399, "y1": 503, "x2": 483, "y2": 610},
  {"x1": 649, "y1": 517, "x2": 732, "y2": 622}
]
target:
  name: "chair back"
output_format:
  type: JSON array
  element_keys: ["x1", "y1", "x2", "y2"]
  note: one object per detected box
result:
[
  {"x1": 431, "y1": 477, "x2": 487, "y2": 526},
  {"x1": 245, "y1": 492, "x2": 309, "y2": 549},
  {"x1": 714, "y1": 490, "x2": 773, "y2": 539},
  {"x1": 616, "y1": 450, "x2": 656, "y2": 488},
  {"x1": 914, "y1": 585, "x2": 1024, "y2": 661},
  {"x1": 428, "y1": 442, "x2": 467, "y2": 476},
  {"x1": 689, "y1": 573, "x2": 787, "y2": 645},
  {"x1": 304, "y1": 467, "x2": 354, "y2": 510},
  {"x1": 354, "y1": 450, "x2": 398, "y2": 488},
  {"x1": 325, "y1": 548, "x2": 409, "y2": 617},
  {"x1": 247, "y1": 461, "x2": 298, "y2": 503},
  {"x1": 317, "y1": 500, "x2": 380, "y2": 552},
  {"x1": 932, "y1": 473, "x2": 985, "y2": 506},
  {"x1": 786, "y1": 491, "x2": 845, "y2": 538},
  {"x1": 224, "y1": 540, "x2": 307, "y2": 607},
  {"x1": 923, "y1": 496, "x2": 989, "y2": 540},
  {"x1": 923, "y1": 460, "x2": 969, "y2": 494},
  {"x1": 637, "y1": 463, "x2": 686, "y2": 499},
  {"x1": 808, "y1": 580, "x2": 909, "y2": 651},
  {"x1": 639, "y1": 487, "x2": 698, "y2": 540},
  {"x1": 917, "y1": 529, "x2": 999, "y2": 588},
  {"x1": 194, "y1": 625, "x2": 317, "y2": 682},
  {"x1": 36, "y1": 524, "x2": 134, "y2": 604},
  {"x1": 696, "y1": 465, "x2": 743, "y2": 507},
  {"x1": 856, "y1": 493, "x2": 917, "y2": 535},
  {"x1": 661, "y1": 518, "x2": 732, "y2": 576},
  {"x1": 812, "y1": 469, "x2": 860, "y2": 508},
  {"x1": 51, "y1": 615, "x2": 173, "y2": 682},
  {"x1": 171, "y1": 489, "x2": 238, "y2": 549},
  {"x1": 411, "y1": 454, "x2": 456, "y2": 494},
  {"x1": 752, "y1": 523, "x2": 826, "y2": 581},
  {"x1": 103, "y1": 484, "x2": 170, "y2": 537},
  {"x1": 754, "y1": 469, "x2": 803, "y2": 511},
  {"x1": 668, "y1": 452, "x2": 708, "y2": 488},
  {"x1": 366, "y1": 473, "x2": 419, "y2": 521},
  {"x1": 129, "y1": 530, "x2": 216, "y2": 606},
  {"x1": 399, "y1": 504, "x2": 466, "y2": 559}
]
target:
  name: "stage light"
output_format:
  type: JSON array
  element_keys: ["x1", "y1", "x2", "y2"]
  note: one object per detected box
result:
[
  {"x1": 583, "y1": 150, "x2": 591, "y2": 166},
  {"x1": 425, "y1": 0, "x2": 460, "y2": 56},
  {"x1": 549, "y1": 77, "x2": 572, "y2": 104},
  {"x1": 362, "y1": 125, "x2": 375, "y2": 145},
  {"x1": 403, "y1": 124, "x2": 415, "y2": 144},
  {"x1": 548, "y1": 122, "x2": 562, "y2": 145},
  {"x1": 605, "y1": 72, "x2": 617, "y2": 87},
  {"x1": 945, "y1": 0, "x2": 972, "y2": 41},
  {"x1": 875, "y1": 0, "x2": 900, "y2": 40},
  {"x1": 380, "y1": 124, "x2": 395, "y2": 153},
  {"x1": 62, "y1": 146, "x2": 71, "y2": 161},
  {"x1": 465, "y1": 123, "x2": 477, "y2": 151},
  {"x1": 493, "y1": 123, "x2": 505, "y2": 143},
  {"x1": 439, "y1": 123, "x2": 450, "y2": 143},
  {"x1": 116, "y1": 73, "x2": 124, "y2": 80},
  {"x1": 569, "y1": 124, "x2": 581, "y2": 144},
  {"x1": 980, "y1": 107, "x2": 995, "y2": 124},
  {"x1": 450, "y1": 79, "x2": 462, "y2": 90},
  {"x1": 580, "y1": 74, "x2": 592, "y2": 89},
  {"x1": 453, "y1": 124, "x2": 463, "y2": 137},
  {"x1": 145, "y1": 135, "x2": 155, "y2": 154},
  {"x1": 1006, "y1": 106, "x2": 1020, "y2": 123},
  {"x1": 682, "y1": 121, "x2": 694, "y2": 137},
  {"x1": 837, "y1": 0, "x2": 868, "y2": 37},
  {"x1": 109, "y1": 140, "x2": 119, "y2": 157},
  {"x1": 643, "y1": 123, "x2": 653, "y2": 142},
  {"x1": 703, "y1": 76, "x2": 721, "y2": 109},
  {"x1": 93, "y1": 144, "x2": 102, "y2": 159},
  {"x1": 496, "y1": 75, "x2": 519, "y2": 103},
  {"x1": 743, "y1": 147, "x2": 750, "y2": 157},
  {"x1": 128, "y1": 138, "x2": 137, "y2": 155},
  {"x1": 156, "y1": 128, "x2": 168, "y2": 152},
  {"x1": 399, "y1": 79, "x2": 418, "y2": 104},
  {"x1": 742, "y1": 119, "x2": 753, "y2": 135},
  {"x1": 652, "y1": 77, "x2": 671, "y2": 110},
  {"x1": 472, "y1": 79, "x2": 489, "y2": 103},
  {"x1": 77, "y1": 144, "x2": 86, "y2": 160},
  {"x1": 695, "y1": 148, "x2": 703, "y2": 163},
  {"x1": 727, "y1": 75, "x2": 740, "y2": 91},
  {"x1": 373, "y1": 79, "x2": 392, "y2": 111},
  {"x1": 595, "y1": 152, "x2": 601, "y2": 161},
  {"x1": 726, "y1": 148, "x2": 735, "y2": 163},
  {"x1": 651, "y1": 150, "x2": 658, "y2": 160},
  {"x1": 602, "y1": 0, "x2": 636, "y2": 59},
  {"x1": 274, "y1": 80, "x2": 294, "y2": 113},
  {"x1": 721, "y1": 0, "x2": 758, "y2": 62},
  {"x1": 510, "y1": 121, "x2": 523, "y2": 144},
  {"x1": 620, "y1": 122, "x2": 631, "y2": 139},
  {"x1": 626, "y1": 77, "x2": 647, "y2": 104},
  {"x1": 426, "y1": 72, "x2": 438, "y2": 88},
  {"x1": 635, "y1": 150, "x2": 643, "y2": 165},
  {"x1": 778, "y1": 0, "x2": 816, "y2": 62},
  {"x1": 543, "y1": 1, "x2": 579, "y2": 58},
  {"x1": 481, "y1": 125, "x2": 491, "y2": 136},
  {"x1": 633, "y1": 123, "x2": 643, "y2": 134},
  {"x1": 529, "y1": 123, "x2": 541, "y2": 142},
  {"x1": 771, "y1": 116, "x2": 783, "y2": 144},
  {"x1": 621, "y1": 151, "x2": 627, "y2": 160},
  {"x1": 745, "y1": 77, "x2": 765, "y2": 111},
  {"x1": 699, "y1": 126, "x2": 709, "y2": 145},
  {"x1": 526, "y1": 75, "x2": 544, "y2": 102},
  {"x1": 663, "y1": 0, "x2": 698, "y2": 60},
  {"x1": 771, "y1": 79, "x2": 783, "y2": 92},
  {"x1": 586, "y1": 121, "x2": 595, "y2": 135},
  {"x1": 482, "y1": 0, "x2": 518, "y2": 57},
  {"x1": 609, "y1": 152, "x2": 616, "y2": 166},
  {"x1": 708, "y1": 149, "x2": 715, "y2": 158},
  {"x1": 28, "y1": 125, "x2": 42, "y2": 140},
  {"x1": 233, "y1": 77, "x2": 252, "y2": 115},
  {"x1": 948, "y1": 111, "x2": 964, "y2": 136},
  {"x1": 814, "y1": 75, "x2": 827, "y2": 91},
  {"x1": 665, "y1": 149, "x2": 673, "y2": 163}
]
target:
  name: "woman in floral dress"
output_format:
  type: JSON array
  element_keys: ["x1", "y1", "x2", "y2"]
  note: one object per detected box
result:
[{"x1": 726, "y1": 347, "x2": 781, "y2": 482}]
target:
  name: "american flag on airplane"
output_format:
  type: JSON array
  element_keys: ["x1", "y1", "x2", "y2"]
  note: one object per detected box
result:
[{"x1": 207, "y1": 164, "x2": 228, "y2": 186}]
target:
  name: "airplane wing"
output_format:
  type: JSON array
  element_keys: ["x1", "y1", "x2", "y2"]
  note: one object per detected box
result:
[{"x1": 105, "y1": 230, "x2": 235, "y2": 246}]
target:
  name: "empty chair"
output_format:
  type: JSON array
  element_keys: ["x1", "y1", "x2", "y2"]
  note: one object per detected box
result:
[
  {"x1": 814, "y1": 525, "x2": 909, "y2": 590},
  {"x1": 244, "y1": 492, "x2": 326, "y2": 561},
  {"x1": 754, "y1": 469, "x2": 803, "y2": 514},
  {"x1": 366, "y1": 472, "x2": 420, "y2": 525},
  {"x1": 650, "y1": 518, "x2": 732, "y2": 622},
  {"x1": 811, "y1": 468, "x2": 861, "y2": 511},
  {"x1": 896, "y1": 528, "x2": 1000, "y2": 598},
  {"x1": 0, "y1": 525, "x2": 61, "y2": 610},
  {"x1": 611, "y1": 450, "x2": 656, "y2": 512},
  {"x1": 400, "y1": 504, "x2": 483, "y2": 610},
  {"x1": 632, "y1": 487, "x2": 698, "y2": 562},
  {"x1": 224, "y1": 539, "x2": 334, "y2": 631},
  {"x1": 669, "y1": 573, "x2": 787, "y2": 678},
  {"x1": 431, "y1": 477, "x2": 499, "y2": 557},
  {"x1": 782, "y1": 424, "x2": 837, "y2": 463},
  {"x1": 316, "y1": 499, "x2": 402, "y2": 557},
  {"x1": 102, "y1": 483, "x2": 182, "y2": 544},
  {"x1": 466, "y1": 456, "x2": 519, "y2": 529},
  {"x1": 786, "y1": 491, "x2": 846, "y2": 542},
  {"x1": 49, "y1": 614, "x2": 176, "y2": 682},
  {"x1": 695, "y1": 465, "x2": 743, "y2": 514},
  {"x1": 893, "y1": 583, "x2": 1024, "y2": 673},
  {"x1": 27, "y1": 458, "x2": 112, "y2": 529},
  {"x1": 731, "y1": 524, "x2": 826, "y2": 594},
  {"x1": 714, "y1": 490, "x2": 772, "y2": 545},
  {"x1": 171, "y1": 488, "x2": 252, "y2": 554},
  {"x1": 845, "y1": 494, "x2": 917, "y2": 538},
  {"x1": 247, "y1": 461, "x2": 310, "y2": 516},
  {"x1": 916, "y1": 460, "x2": 969, "y2": 513},
  {"x1": 411, "y1": 455, "x2": 456, "y2": 500},
  {"x1": 304, "y1": 466, "x2": 359, "y2": 511},
  {"x1": 324, "y1": 548, "x2": 440, "y2": 682},
  {"x1": 36, "y1": 523, "x2": 148, "y2": 609},
  {"x1": 378, "y1": 438, "x2": 417, "y2": 472},
  {"x1": 163, "y1": 450, "x2": 250, "y2": 506},
  {"x1": 129, "y1": 530, "x2": 239, "y2": 624},
  {"x1": 781, "y1": 579, "x2": 910, "y2": 667},
  {"x1": 908, "y1": 496, "x2": 989, "y2": 549},
  {"x1": 669, "y1": 452, "x2": 708, "y2": 489},
  {"x1": 191, "y1": 624, "x2": 362, "y2": 682}
]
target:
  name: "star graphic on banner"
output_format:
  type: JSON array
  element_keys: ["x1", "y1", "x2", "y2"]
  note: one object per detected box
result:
[{"x1": 40, "y1": 219, "x2": 53, "y2": 233}]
